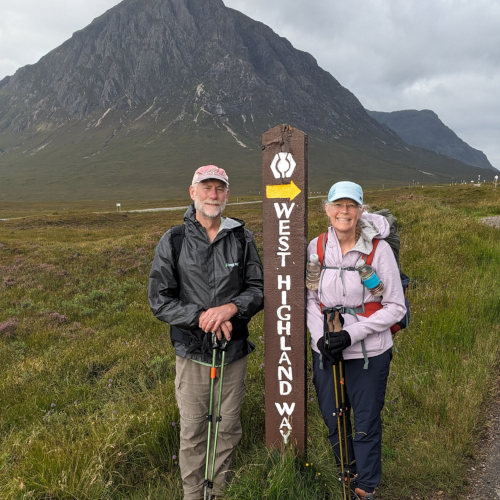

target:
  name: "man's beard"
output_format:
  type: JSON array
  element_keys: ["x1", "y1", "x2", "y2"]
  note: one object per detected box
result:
[{"x1": 194, "y1": 196, "x2": 226, "y2": 219}]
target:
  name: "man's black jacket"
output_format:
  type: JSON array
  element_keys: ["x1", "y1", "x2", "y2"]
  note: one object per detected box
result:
[{"x1": 148, "y1": 204, "x2": 264, "y2": 364}]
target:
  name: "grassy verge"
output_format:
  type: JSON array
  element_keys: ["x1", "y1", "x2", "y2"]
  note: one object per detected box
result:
[{"x1": 0, "y1": 185, "x2": 498, "y2": 499}]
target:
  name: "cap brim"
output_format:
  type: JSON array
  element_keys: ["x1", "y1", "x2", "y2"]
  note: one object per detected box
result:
[
  {"x1": 329, "y1": 192, "x2": 361, "y2": 203},
  {"x1": 195, "y1": 175, "x2": 229, "y2": 186}
]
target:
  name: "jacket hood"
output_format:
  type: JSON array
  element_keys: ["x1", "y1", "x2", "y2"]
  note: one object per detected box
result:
[
  {"x1": 341, "y1": 212, "x2": 389, "y2": 256},
  {"x1": 361, "y1": 212, "x2": 390, "y2": 238}
]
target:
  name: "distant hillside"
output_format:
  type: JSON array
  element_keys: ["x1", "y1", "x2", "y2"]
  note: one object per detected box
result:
[
  {"x1": 0, "y1": 0, "x2": 492, "y2": 201},
  {"x1": 368, "y1": 109, "x2": 495, "y2": 171}
]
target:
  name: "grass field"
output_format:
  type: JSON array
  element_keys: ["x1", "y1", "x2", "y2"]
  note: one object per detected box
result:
[{"x1": 0, "y1": 184, "x2": 499, "y2": 499}]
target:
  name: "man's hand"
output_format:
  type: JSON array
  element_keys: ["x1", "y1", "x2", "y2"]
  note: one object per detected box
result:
[
  {"x1": 199, "y1": 303, "x2": 238, "y2": 341},
  {"x1": 215, "y1": 321, "x2": 233, "y2": 342}
]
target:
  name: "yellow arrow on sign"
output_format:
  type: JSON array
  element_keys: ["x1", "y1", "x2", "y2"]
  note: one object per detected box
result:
[{"x1": 266, "y1": 181, "x2": 301, "y2": 201}]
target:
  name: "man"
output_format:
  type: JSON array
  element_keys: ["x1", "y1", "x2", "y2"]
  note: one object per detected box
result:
[{"x1": 149, "y1": 165, "x2": 263, "y2": 499}]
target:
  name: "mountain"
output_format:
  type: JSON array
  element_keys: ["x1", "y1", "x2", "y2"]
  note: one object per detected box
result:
[
  {"x1": 368, "y1": 109, "x2": 495, "y2": 171},
  {"x1": 0, "y1": 0, "x2": 492, "y2": 202}
]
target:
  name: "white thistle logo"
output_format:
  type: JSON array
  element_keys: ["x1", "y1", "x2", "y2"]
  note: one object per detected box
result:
[{"x1": 270, "y1": 153, "x2": 296, "y2": 179}]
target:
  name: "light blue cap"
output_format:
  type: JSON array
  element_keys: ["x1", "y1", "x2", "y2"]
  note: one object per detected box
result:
[{"x1": 327, "y1": 181, "x2": 363, "y2": 205}]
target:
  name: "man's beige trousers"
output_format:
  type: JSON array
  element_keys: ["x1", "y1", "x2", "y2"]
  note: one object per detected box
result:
[{"x1": 175, "y1": 355, "x2": 247, "y2": 500}]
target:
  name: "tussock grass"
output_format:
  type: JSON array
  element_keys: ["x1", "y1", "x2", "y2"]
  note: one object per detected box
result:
[{"x1": 0, "y1": 185, "x2": 498, "y2": 499}]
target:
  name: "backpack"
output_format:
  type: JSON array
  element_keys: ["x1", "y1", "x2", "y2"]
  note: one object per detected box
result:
[{"x1": 316, "y1": 210, "x2": 410, "y2": 334}]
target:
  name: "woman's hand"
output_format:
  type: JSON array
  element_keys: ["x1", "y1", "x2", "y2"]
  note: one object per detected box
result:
[{"x1": 317, "y1": 330, "x2": 351, "y2": 363}]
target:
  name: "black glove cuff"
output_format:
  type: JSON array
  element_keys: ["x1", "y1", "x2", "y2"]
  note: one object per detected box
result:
[
  {"x1": 324, "y1": 329, "x2": 351, "y2": 350},
  {"x1": 339, "y1": 330, "x2": 351, "y2": 348}
]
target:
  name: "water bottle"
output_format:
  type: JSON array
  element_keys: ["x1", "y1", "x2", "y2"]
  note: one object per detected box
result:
[
  {"x1": 306, "y1": 253, "x2": 321, "y2": 290},
  {"x1": 356, "y1": 259, "x2": 384, "y2": 296}
]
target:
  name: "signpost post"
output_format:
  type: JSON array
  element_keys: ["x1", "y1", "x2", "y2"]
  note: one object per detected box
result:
[{"x1": 262, "y1": 124, "x2": 308, "y2": 454}]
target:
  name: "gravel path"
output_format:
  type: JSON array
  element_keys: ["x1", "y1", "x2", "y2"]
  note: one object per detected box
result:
[
  {"x1": 466, "y1": 216, "x2": 499, "y2": 499},
  {"x1": 481, "y1": 216, "x2": 500, "y2": 229},
  {"x1": 466, "y1": 378, "x2": 500, "y2": 499}
]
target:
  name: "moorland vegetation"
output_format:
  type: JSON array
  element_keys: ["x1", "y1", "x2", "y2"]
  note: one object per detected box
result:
[{"x1": 0, "y1": 184, "x2": 498, "y2": 499}]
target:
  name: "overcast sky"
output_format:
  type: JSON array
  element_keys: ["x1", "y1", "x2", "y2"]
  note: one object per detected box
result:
[{"x1": 1, "y1": 0, "x2": 498, "y2": 171}]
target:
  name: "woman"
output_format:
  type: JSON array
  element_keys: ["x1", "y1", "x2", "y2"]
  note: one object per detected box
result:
[{"x1": 307, "y1": 181, "x2": 406, "y2": 499}]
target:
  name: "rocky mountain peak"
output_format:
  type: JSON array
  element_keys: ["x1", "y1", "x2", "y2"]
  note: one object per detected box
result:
[
  {"x1": 0, "y1": 0, "x2": 392, "y2": 144},
  {"x1": 368, "y1": 109, "x2": 494, "y2": 171}
]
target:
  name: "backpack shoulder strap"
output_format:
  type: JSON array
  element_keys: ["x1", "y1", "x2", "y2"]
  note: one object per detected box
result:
[
  {"x1": 316, "y1": 232, "x2": 328, "y2": 267},
  {"x1": 170, "y1": 224, "x2": 185, "y2": 265},
  {"x1": 365, "y1": 238, "x2": 380, "y2": 266},
  {"x1": 316, "y1": 231, "x2": 357, "y2": 272},
  {"x1": 234, "y1": 226, "x2": 246, "y2": 249}
]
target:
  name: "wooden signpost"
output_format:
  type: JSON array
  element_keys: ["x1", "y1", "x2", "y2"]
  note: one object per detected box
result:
[{"x1": 262, "y1": 124, "x2": 308, "y2": 454}]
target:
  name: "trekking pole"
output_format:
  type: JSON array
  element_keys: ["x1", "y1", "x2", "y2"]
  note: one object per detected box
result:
[
  {"x1": 334, "y1": 310, "x2": 353, "y2": 498},
  {"x1": 203, "y1": 334, "x2": 228, "y2": 500},
  {"x1": 207, "y1": 336, "x2": 228, "y2": 500},
  {"x1": 338, "y1": 358, "x2": 352, "y2": 497},
  {"x1": 203, "y1": 333, "x2": 219, "y2": 500},
  {"x1": 326, "y1": 309, "x2": 351, "y2": 499}
]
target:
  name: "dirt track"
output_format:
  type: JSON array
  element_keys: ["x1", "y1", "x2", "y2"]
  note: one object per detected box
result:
[
  {"x1": 465, "y1": 217, "x2": 499, "y2": 499},
  {"x1": 481, "y1": 216, "x2": 500, "y2": 229},
  {"x1": 466, "y1": 378, "x2": 500, "y2": 499}
]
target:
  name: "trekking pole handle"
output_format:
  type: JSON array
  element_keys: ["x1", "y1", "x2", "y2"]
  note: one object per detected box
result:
[
  {"x1": 210, "y1": 332, "x2": 228, "y2": 351},
  {"x1": 324, "y1": 307, "x2": 344, "y2": 333},
  {"x1": 210, "y1": 332, "x2": 219, "y2": 349},
  {"x1": 217, "y1": 337, "x2": 228, "y2": 351},
  {"x1": 332, "y1": 310, "x2": 342, "y2": 333},
  {"x1": 324, "y1": 308, "x2": 344, "y2": 348}
]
